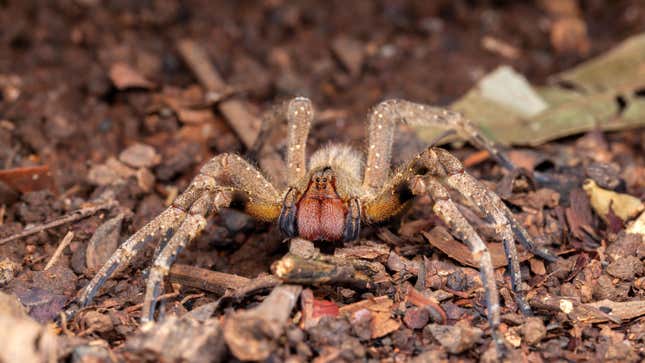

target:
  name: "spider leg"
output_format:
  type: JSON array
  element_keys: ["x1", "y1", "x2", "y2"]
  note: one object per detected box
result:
[
  {"x1": 427, "y1": 149, "x2": 530, "y2": 315},
  {"x1": 248, "y1": 97, "x2": 313, "y2": 188},
  {"x1": 285, "y1": 97, "x2": 314, "y2": 186},
  {"x1": 419, "y1": 176, "x2": 505, "y2": 352},
  {"x1": 431, "y1": 148, "x2": 558, "y2": 262},
  {"x1": 363, "y1": 99, "x2": 514, "y2": 191},
  {"x1": 69, "y1": 154, "x2": 282, "y2": 319},
  {"x1": 70, "y1": 175, "x2": 214, "y2": 313},
  {"x1": 141, "y1": 191, "x2": 228, "y2": 322}
]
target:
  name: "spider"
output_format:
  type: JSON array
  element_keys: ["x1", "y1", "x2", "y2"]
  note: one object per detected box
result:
[{"x1": 69, "y1": 97, "x2": 557, "y2": 351}]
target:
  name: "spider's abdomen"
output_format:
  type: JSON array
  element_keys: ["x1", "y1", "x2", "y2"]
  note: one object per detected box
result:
[{"x1": 297, "y1": 196, "x2": 346, "y2": 241}]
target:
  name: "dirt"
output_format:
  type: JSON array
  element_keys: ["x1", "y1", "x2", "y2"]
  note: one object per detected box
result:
[{"x1": 1, "y1": 1, "x2": 644, "y2": 362}]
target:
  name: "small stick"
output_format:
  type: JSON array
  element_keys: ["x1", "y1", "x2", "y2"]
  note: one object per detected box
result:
[
  {"x1": 123, "y1": 292, "x2": 181, "y2": 315},
  {"x1": 0, "y1": 200, "x2": 118, "y2": 245},
  {"x1": 44, "y1": 231, "x2": 74, "y2": 271},
  {"x1": 169, "y1": 264, "x2": 251, "y2": 295},
  {"x1": 271, "y1": 253, "x2": 381, "y2": 290}
]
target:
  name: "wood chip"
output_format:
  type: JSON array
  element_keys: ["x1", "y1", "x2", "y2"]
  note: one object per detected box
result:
[
  {"x1": 331, "y1": 36, "x2": 365, "y2": 76},
  {"x1": 223, "y1": 285, "x2": 302, "y2": 361},
  {"x1": 169, "y1": 264, "x2": 251, "y2": 295},
  {"x1": 85, "y1": 214, "x2": 124, "y2": 272},
  {"x1": 571, "y1": 299, "x2": 645, "y2": 324},
  {"x1": 339, "y1": 296, "x2": 400, "y2": 339},
  {"x1": 109, "y1": 62, "x2": 154, "y2": 90},
  {"x1": 119, "y1": 143, "x2": 161, "y2": 169},
  {"x1": 125, "y1": 316, "x2": 224, "y2": 363},
  {"x1": 0, "y1": 165, "x2": 55, "y2": 194}
]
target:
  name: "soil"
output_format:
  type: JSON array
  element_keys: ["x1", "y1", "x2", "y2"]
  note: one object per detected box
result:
[{"x1": 1, "y1": 1, "x2": 644, "y2": 362}]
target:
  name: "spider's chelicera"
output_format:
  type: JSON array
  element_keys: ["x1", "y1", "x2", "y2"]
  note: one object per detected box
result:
[{"x1": 69, "y1": 97, "x2": 557, "y2": 351}]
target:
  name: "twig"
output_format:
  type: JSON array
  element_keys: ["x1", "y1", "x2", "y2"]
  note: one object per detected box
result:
[
  {"x1": 169, "y1": 264, "x2": 251, "y2": 295},
  {"x1": 271, "y1": 252, "x2": 381, "y2": 290},
  {"x1": 0, "y1": 199, "x2": 117, "y2": 245},
  {"x1": 44, "y1": 231, "x2": 74, "y2": 271},
  {"x1": 123, "y1": 292, "x2": 181, "y2": 314}
]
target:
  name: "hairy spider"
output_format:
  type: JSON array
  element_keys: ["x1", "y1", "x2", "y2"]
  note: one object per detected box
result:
[{"x1": 69, "y1": 97, "x2": 557, "y2": 350}]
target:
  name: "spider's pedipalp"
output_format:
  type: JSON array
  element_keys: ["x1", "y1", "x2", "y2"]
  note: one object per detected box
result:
[
  {"x1": 278, "y1": 187, "x2": 299, "y2": 238},
  {"x1": 363, "y1": 99, "x2": 515, "y2": 191},
  {"x1": 342, "y1": 197, "x2": 361, "y2": 242}
]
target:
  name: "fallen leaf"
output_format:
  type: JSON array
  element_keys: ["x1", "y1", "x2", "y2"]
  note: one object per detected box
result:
[
  {"x1": 582, "y1": 179, "x2": 643, "y2": 223},
  {"x1": 422, "y1": 226, "x2": 533, "y2": 269},
  {"x1": 626, "y1": 210, "x2": 645, "y2": 236},
  {"x1": 86, "y1": 213, "x2": 124, "y2": 272},
  {"x1": 0, "y1": 165, "x2": 55, "y2": 193}
]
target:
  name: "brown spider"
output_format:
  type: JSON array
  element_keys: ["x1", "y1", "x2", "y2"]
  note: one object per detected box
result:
[{"x1": 69, "y1": 97, "x2": 557, "y2": 351}]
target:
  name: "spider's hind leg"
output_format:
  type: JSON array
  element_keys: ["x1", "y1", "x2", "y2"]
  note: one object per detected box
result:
[
  {"x1": 432, "y1": 148, "x2": 558, "y2": 313},
  {"x1": 418, "y1": 176, "x2": 505, "y2": 352}
]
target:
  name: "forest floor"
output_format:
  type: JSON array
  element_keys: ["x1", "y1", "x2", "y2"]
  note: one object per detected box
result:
[{"x1": 0, "y1": 1, "x2": 644, "y2": 362}]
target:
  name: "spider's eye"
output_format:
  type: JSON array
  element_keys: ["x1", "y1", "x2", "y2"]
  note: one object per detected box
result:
[
  {"x1": 322, "y1": 177, "x2": 327, "y2": 183},
  {"x1": 315, "y1": 177, "x2": 320, "y2": 182}
]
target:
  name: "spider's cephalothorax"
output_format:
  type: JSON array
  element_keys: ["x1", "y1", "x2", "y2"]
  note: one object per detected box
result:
[{"x1": 69, "y1": 97, "x2": 558, "y2": 353}]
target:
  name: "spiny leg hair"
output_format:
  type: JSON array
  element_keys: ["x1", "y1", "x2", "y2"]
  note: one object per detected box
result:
[{"x1": 363, "y1": 99, "x2": 515, "y2": 191}]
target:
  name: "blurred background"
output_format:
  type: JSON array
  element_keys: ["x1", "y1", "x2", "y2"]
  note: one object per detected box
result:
[
  {"x1": 1, "y1": 0, "x2": 643, "y2": 192},
  {"x1": 1, "y1": 2, "x2": 645, "y2": 362}
]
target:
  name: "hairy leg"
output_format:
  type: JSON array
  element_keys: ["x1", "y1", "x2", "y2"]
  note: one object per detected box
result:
[
  {"x1": 430, "y1": 149, "x2": 557, "y2": 262},
  {"x1": 362, "y1": 146, "x2": 557, "y2": 314},
  {"x1": 70, "y1": 173, "x2": 217, "y2": 313},
  {"x1": 285, "y1": 97, "x2": 314, "y2": 185},
  {"x1": 200, "y1": 153, "x2": 282, "y2": 221},
  {"x1": 420, "y1": 177, "x2": 505, "y2": 352},
  {"x1": 429, "y1": 149, "x2": 532, "y2": 313},
  {"x1": 363, "y1": 99, "x2": 514, "y2": 191},
  {"x1": 141, "y1": 191, "x2": 228, "y2": 322},
  {"x1": 69, "y1": 154, "x2": 281, "y2": 318}
]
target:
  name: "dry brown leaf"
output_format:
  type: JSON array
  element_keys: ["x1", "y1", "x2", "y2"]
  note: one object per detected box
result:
[{"x1": 422, "y1": 227, "x2": 532, "y2": 269}]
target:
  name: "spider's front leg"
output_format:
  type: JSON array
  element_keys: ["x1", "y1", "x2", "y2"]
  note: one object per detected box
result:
[
  {"x1": 429, "y1": 148, "x2": 557, "y2": 313},
  {"x1": 141, "y1": 190, "x2": 228, "y2": 322},
  {"x1": 69, "y1": 153, "x2": 282, "y2": 322},
  {"x1": 363, "y1": 99, "x2": 516, "y2": 191},
  {"x1": 67, "y1": 173, "x2": 218, "y2": 317}
]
